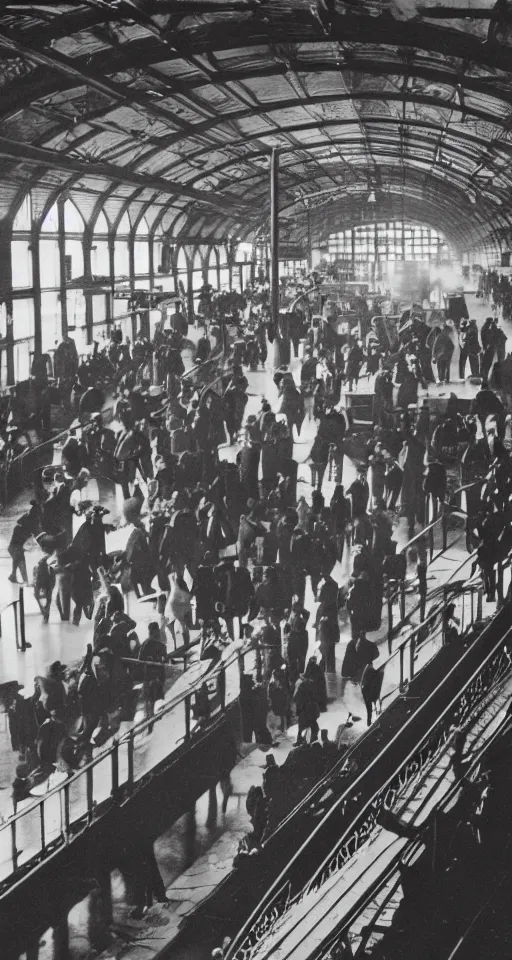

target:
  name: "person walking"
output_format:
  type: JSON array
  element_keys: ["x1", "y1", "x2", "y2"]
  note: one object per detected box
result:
[
  {"x1": 429, "y1": 322, "x2": 455, "y2": 385},
  {"x1": 8, "y1": 513, "x2": 33, "y2": 584},
  {"x1": 458, "y1": 319, "x2": 480, "y2": 380}
]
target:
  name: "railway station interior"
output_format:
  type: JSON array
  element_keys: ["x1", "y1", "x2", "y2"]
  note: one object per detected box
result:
[{"x1": 3, "y1": 2, "x2": 512, "y2": 960}]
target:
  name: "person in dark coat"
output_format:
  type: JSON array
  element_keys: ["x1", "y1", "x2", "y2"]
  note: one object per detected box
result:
[
  {"x1": 470, "y1": 381, "x2": 505, "y2": 437},
  {"x1": 284, "y1": 601, "x2": 310, "y2": 686},
  {"x1": 268, "y1": 669, "x2": 290, "y2": 732},
  {"x1": 191, "y1": 553, "x2": 220, "y2": 625},
  {"x1": 252, "y1": 681, "x2": 272, "y2": 746},
  {"x1": 139, "y1": 622, "x2": 167, "y2": 730},
  {"x1": 345, "y1": 339, "x2": 365, "y2": 391},
  {"x1": 8, "y1": 513, "x2": 33, "y2": 584},
  {"x1": 293, "y1": 670, "x2": 320, "y2": 744},
  {"x1": 347, "y1": 469, "x2": 369, "y2": 519},
  {"x1": 428, "y1": 323, "x2": 455, "y2": 384},
  {"x1": 341, "y1": 631, "x2": 379, "y2": 682},
  {"x1": 238, "y1": 440, "x2": 261, "y2": 502},
  {"x1": 361, "y1": 663, "x2": 382, "y2": 726},
  {"x1": 316, "y1": 612, "x2": 339, "y2": 674},
  {"x1": 458, "y1": 318, "x2": 481, "y2": 379},
  {"x1": 480, "y1": 316, "x2": 500, "y2": 381}
]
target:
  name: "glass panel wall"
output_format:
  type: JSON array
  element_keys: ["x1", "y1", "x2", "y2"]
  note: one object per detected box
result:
[{"x1": 11, "y1": 240, "x2": 32, "y2": 289}]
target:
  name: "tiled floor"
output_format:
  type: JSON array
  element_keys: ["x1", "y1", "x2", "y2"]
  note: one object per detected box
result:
[{"x1": 4, "y1": 293, "x2": 509, "y2": 960}]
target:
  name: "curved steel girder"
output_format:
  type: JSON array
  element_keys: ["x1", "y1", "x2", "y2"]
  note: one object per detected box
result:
[
  {"x1": 159, "y1": 113, "x2": 512, "y2": 192},
  {"x1": 114, "y1": 10, "x2": 512, "y2": 76},
  {"x1": 184, "y1": 125, "x2": 512, "y2": 191},
  {"x1": 182, "y1": 136, "x2": 511, "y2": 211},
  {"x1": 105, "y1": 90, "x2": 506, "y2": 166},
  {"x1": 7, "y1": 9, "x2": 512, "y2": 110},
  {"x1": 237, "y1": 153, "x2": 506, "y2": 220},
  {"x1": 287, "y1": 195, "x2": 493, "y2": 247}
]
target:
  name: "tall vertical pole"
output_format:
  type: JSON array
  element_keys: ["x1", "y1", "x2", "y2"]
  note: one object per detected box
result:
[
  {"x1": 270, "y1": 148, "x2": 280, "y2": 331},
  {"x1": 307, "y1": 203, "x2": 312, "y2": 272}
]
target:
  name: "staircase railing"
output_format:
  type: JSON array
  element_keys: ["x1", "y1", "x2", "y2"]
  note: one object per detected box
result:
[{"x1": 226, "y1": 573, "x2": 511, "y2": 960}]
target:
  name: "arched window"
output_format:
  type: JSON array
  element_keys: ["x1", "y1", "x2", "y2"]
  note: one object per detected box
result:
[
  {"x1": 208, "y1": 248, "x2": 219, "y2": 289},
  {"x1": 41, "y1": 202, "x2": 59, "y2": 233},
  {"x1": 13, "y1": 193, "x2": 31, "y2": 232},
  {"x1": 64, "y1": 201, "x2": 84, "y2": 281},
  {"x1": 11, "y1": 193, "x2": 33, "y2": 289},
  {"x1": 135, "y1": 216, "x2": 149, "y2": 237},
  {"x1": 117, "y1": 211, "x2": 131, "y2": 235},
  {"x1": 93, "y1": 210, "x2": 109, "y2": 235},
  {"x1": 63, "y1": 200, "x2": 84, "y2": 234}
]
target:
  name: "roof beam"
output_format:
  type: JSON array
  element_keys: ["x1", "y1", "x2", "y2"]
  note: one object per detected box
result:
[{"x1": 0, "y1": 135, "x2": 247, "y2": 212}]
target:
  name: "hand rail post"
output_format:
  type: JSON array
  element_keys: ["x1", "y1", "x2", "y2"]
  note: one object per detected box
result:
[
  {"x1": 497, "y1": 560, "x2": 504, "y2": 608},
  {"x1": 476, "y1": 586, "x2": 483, "y2": 621},
  {"x1": 185, "y1": 694, "x2": 191, "y2": 741},
  {"x1": 13, "y1": 600, "x2": 19, "y2": 651},
  {"x1": 399, "y1": 643, "x2": 405, "y2": 691},
  {"x1": 400, "y1": 579, "x2": 406, "y2": 622},
  {"x1": 18, "y1": 587, "x2": 27, "y2": 652},
  {"x1": 409, "y1": 633, "x2": 416, "y2": 681},
  {"x1": 86, "y1": 766, "x2": 94, "y2": 824},
  {"x1": 40, "y1": 801, "x2": 46, "y2": 852},
  {"x1": 387, "y1": 585, "x2": 393, "y2": 655},
  {"x1": 442, "y1": 586, "x2": 448, "y2": 645},
  {"x1": 10, "y1": 820, "x2": 17, "y2": 871},
  {"x1": 111, "y1": 739, "x2": 119, "y2": 799},
  {"x1": 127, "y1": 730, "x2": 134, "y2": 788},
  {"x1": 429, "y1": 520, "x2": 434, "y2": 563},
  {"x1": 442, "y1": 509, "x2": 448, "y2": 553},
  {"x1": 63, "y1": 783, "x2": 70, "y2": 842},
  {"x1": 220, "y1": 666, "x2": 226, "y2": 711}
]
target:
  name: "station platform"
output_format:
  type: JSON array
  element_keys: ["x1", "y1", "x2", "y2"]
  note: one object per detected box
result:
[{"x1": 1, "y1": 294, "x2": 510, "y2": 960}]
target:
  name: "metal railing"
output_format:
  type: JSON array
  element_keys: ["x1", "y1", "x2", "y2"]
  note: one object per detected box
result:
[
  {"x1": 227, "y1": 567, "x2": 510, "y2": 960},
  {"x1": 0, "y1": 587, "x2": 27, "y2": 652},
  {"x1": 314, "y1": 698, "x2": 512, "y2": 960},
  {"x1": 0, "y1": 639, "x2": 257, "y2": 887},
  {"x1": 384, "y1": 478, "x2": 484, "y2": 649}
]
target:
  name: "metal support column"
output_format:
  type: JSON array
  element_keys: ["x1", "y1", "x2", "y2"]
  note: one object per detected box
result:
[
  {"x1": 306, "y1": 203, "x2": 312, "y2": 272},
  {"x1": 57, "y1": 199, "x2": 68, "y2": 339},
  {"x1": 270, "y1": 148, "x2": 280, "y2": 332}
]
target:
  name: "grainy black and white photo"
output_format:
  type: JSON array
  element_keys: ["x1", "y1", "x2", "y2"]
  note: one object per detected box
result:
[{"x1": 0, "y1": 3, "x2": 511, "y2": 960}]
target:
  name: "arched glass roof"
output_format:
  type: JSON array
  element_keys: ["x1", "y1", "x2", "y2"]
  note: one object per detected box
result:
[{"x1": 1, "y1": 1, "x2": 511, "y2": 254}]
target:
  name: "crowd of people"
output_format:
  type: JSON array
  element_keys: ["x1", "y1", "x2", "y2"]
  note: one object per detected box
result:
[{"x1": 3, "y1": 276, "x2": 512, "y2": 911}]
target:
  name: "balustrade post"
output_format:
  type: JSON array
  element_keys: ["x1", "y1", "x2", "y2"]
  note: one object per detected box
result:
[
  {"x1": 13, "y1": 599, "x2": 19, "y2": 651},
  {"x1": 111, "y1": 739, "x2": 119, "y2": 799},
  {"x1": 497, "y1": 560, "x2": 504, "y2": 608},
  {"x1": 40, "y1": 801, "x2": 46, "y2": 851},
  {"x1": 127, "y1": 731, "x2": 134, "y2": 787},
  {"x1": 220, "y1": 667, "x2": 226, "y2": 711},
  {"x1": 399, "y1": 644, "x2": 405, "y2": 691},
  {"x1": 86, "y1": 766, "x2": 94, "y2": 824},
  {"x1": 476, "y1": 587, "x2": 483, "y2": 622},
  {"x1": 63, "y1": 783, "x2": 70, "y2": 841},
  {"x1": 10, "y1": 820, "x2": 17, "y2": 871},
  {"x1": 19, "y1": 586, "x2": 27, "y2": 651},
  {"x1": 442, "y1": 586, "x2": 447, "y2": 645},
  {"x1": 400, "y1": 579, "x2": 406, "y2": 621},
  {"x1": 185, "y1": 694, "x2": 191, "y2": 740},
  {"x1": 409, "y1": 634, "x2": 416, "y2": 681},
  {"x1": 442, "y1": 509, "x2": 448, "y2": 553},
  {"x1": 387, "y1": 588, "x2": 393, "y2": 654}
]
